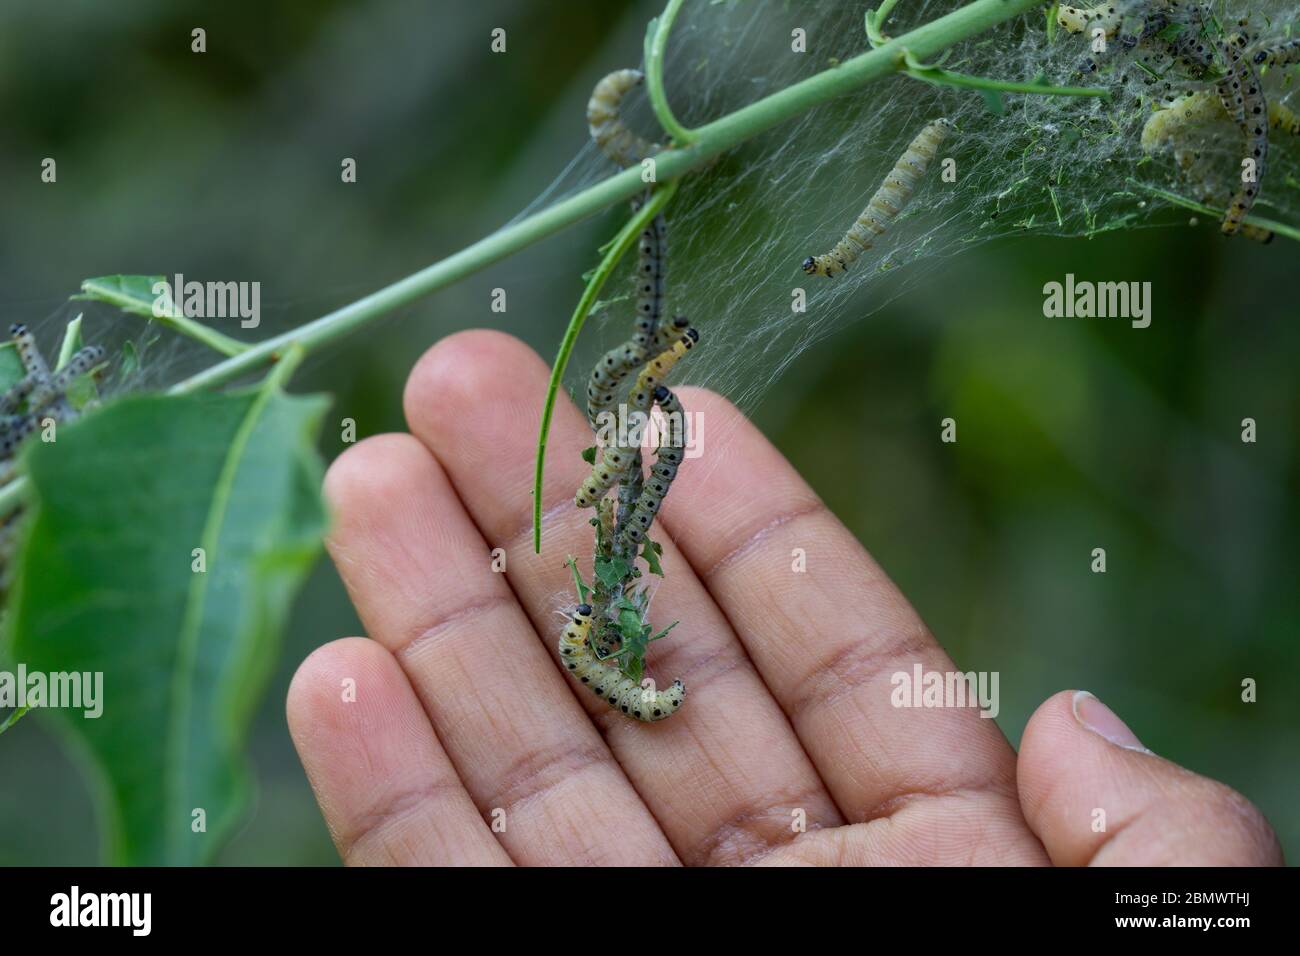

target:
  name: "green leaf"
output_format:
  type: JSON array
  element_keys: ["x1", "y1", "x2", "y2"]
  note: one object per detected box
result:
[
  {"x1": 617, "y1": 607, "x2": 644, "y2": 642},
  {"x1": 1156, "y1": 22, "x2": 1184, "y2": 42},
  {"x1": 594, "y1": 555, "x2": 631, "y2": 590},
  {"x1": 566, "y1": 555, "x2": 591, "y2": 604},
  {"x1": 54, "y1": 316, "x2": 101, "y2": 410},
  {"x1": 75, "y1": 275, "x2": 249, "y2": 358},
  {"x1": 73, "y1": 275, "x2": 167, "y2": 318},
  {"x1": 640, "y1": 538, "x2": 666, "y2": 577},
  {"x1": 55, "y1": 314, "x2": 84, "y2": 371},
  {"x1": 2, "y1": 374, "x2": 329, "y2": 865},
  {"x1": 580, "y1": 446, "x2": 596, "y2": 465},
  {"x1": 980, "y1": 88, "x2": 1005, "y2": 114},
  {"x1": 0, "y1": 342, "x2": 25, "y2": 393}
]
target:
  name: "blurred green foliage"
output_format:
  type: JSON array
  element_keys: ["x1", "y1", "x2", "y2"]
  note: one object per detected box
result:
[{"x1": 0, "y1": 0, "x2": 1294, "y2": 864}]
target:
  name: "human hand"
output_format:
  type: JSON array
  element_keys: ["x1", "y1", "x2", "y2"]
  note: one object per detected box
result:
[{"x1": 287, "y1": 330, "x2": 1282, "y2": 866}]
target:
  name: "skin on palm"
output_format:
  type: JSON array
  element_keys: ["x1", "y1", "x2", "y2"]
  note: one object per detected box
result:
[{"x1": 286, "y1": 330, "x2": 1282, "y2": 866}]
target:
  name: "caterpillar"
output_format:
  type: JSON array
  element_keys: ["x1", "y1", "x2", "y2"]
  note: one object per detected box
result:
[
  {"x1": 586, "y1": 190, "x2": 675, "y2": 430},
  {"x1": 0, "y1": 413, "x2": 37, "y2": 457},
  {"x1": 633, "y1": 204, "x2": 667, "y2": 350},
  {"x1": 625, "y1": 327, "x2": 698, "y2": 413},
  {"x1": 586, "y1": 339, "x2": 646, "y2": 430},
  {"x1": 1056, "y1": 3, "x2": 1127, "y2": 38},
  {"x1": 801, "y1": 118, "x2": 954, "y2": 278},
  {"x1": 620, "y1": 385, "x2": 687, "y2": 550},
  {"x1": 574, "y1": 329, "x2": 698, "y2": 509},
  {"x1": 1254, "y1": 39, "x2": 1300, "y2": 68},
  {"x1": 558, "y1": 603, "x2": 685, "y2": 721},
  {"x1": 1216, "y1": 38, "x2": 1267, "y2": 236},
  {"x1": 587, "y1": 69, "x2": 660, "y2": 169},
  {"x1": 0, "y1": 375, "x2": 37, "y2": 416},
  {"x1": 27, "y1": 345, "x2": 105, "y2": 411}
]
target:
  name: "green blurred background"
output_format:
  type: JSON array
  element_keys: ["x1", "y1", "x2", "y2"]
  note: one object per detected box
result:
[{"x1": 0, "y1": 0, "x2": 1295, "y2": 865}]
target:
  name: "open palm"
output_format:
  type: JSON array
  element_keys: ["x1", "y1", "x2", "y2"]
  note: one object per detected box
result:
[{"x1": 287, "y1": 330, "x2": 1281, "y2": 866}]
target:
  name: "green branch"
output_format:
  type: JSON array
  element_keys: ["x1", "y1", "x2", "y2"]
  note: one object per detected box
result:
[
  {"x1": 900, "y1": 48, "x2": 1111, "y2": 98},
  {"x1": 0, "y1": 0, "x2": 1051, "y2": 521},
  {"x1": 533, "y1": 181, "x2": 679, "y2": 554},
  {"x1": 1125, "y1": 179, "x2": 1300, "y2": 244},
  {"x1": 165, "y1": 0, "x2": 1044, "y2": 397},
  {"x1": 644, "y1": 0, "x2": 696, "y2": 144},
  {"x1": 0, "y1": 705, "x2": 29, "y2": 736},
  {"x1": 77, "y1": 276, "x2": 250, "y2": 358}
]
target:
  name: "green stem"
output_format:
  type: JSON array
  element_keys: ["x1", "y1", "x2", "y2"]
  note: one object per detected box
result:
[
  {"x1": 55, "y1": 315, "x2": 84, "y2": 371},
  {"x1": 532, "y1": 181, "x2": 679, "y2": 554},
  {"x1": 1125, "y1": 178, "x2": 1300, "y2": 244},
  {"x1": 0, "y1": 0, "x2": 1048, "y2": 522},
  {"x1": 901, "y1": 49, "x2": 1110, "y2": 98},
  {"x1": 867, "y1": 0, "x2": 903, "y2": 47},
  {"x1": 0, "y1": 705, "x2": 29, "y2": 736},
  {"x1": 79, "y1": 277, "x2": 250, "y2": 358},
  {"x1": 167, "y1": 0, "x2": 1044, "y2": 397},
  {"x1": 644, "y1": 0, "x2": 696, "y2": 144}
]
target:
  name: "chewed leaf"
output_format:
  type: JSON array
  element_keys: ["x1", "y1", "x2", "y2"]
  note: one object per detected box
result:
[
  {"x1": 2, "y1": 378, "x2": 329, "y2": 864},
  {"x1": 595, "y1": 555, "x2": 631, "y2": 590},
  {"x1": 640, "y1": 538, "x2": 665, "y2": 576}
]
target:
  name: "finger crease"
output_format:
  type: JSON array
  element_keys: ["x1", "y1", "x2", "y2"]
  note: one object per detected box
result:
[
  {"x1": 701, "y1": 500, "x2": 827, "y2": 580},
  {"x1": 395, "y1": 593, "x2": 516, "y2": 659}
]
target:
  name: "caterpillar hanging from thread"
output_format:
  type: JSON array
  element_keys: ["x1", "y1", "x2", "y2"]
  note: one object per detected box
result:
[
  {"x1": 587, "y1": 69, "x2": 660, "y2": 169},
  {"x1": 1214, "y1": 35, "x2": 1268, "y2": 236},
  {"x1": 558, "y1": 603, "x2": 685, "y2": 721},
  {"x1": 801, "y1": 118, "x2": 954, "y2": 278},
  {"x1": 574, "y1": 328, "x2": 699, "y2": 509},
  {"x1": 584, "y1": 210, "x2": 678, "y2": 429},
  {"x1": 620, "y1": 385, "x2": 687, "y2": 550}
]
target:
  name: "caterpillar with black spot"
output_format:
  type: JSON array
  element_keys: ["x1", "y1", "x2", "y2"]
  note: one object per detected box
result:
[
  {"x1": 1056, "y1": 2, "x2": 1129, "y2": 39},
  {"x1": 1215, "y1": 36, "x2": 1268, "y2": 236},
  {"x1": 558, "y1": 603, "x2": 685, "y2": 721},
  {"x1": 620, "y1": 385, "x2": 687, "y2": 550},
  {"x1": 801, "y1": 118, "x2": 954, "y2": 278},
  {"x1": 587, "y1": 69, "x2": 660, "y2": 169},
  {"x1": 632, "y1": 202, "x2": 667, "y2": 349},
  {"x1": 584, "y1": 205, "x2": 676, "y2": 430},
  {"x1": 574, "y1": 328, "x2": 699, "y2": 509},
  {"x1": 1254, "y1": 39, "x2": 1300, "y2": 69},
  {"x1": 28, "y1": 345, "x2": 105, "y2": 412}
]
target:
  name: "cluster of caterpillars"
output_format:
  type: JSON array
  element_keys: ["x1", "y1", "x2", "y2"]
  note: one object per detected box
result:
[
  {"x1": 1059, "y1": 1, "x2": 1300, "y2": 241},
  {"x1": 558, "y1": 68, "x2": 695, "y2": 722},
  {"x1": 0, "y1": 323, "x2": 107, "y2": 594}
]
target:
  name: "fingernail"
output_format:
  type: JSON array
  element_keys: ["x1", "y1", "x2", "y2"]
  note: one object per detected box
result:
[{"x1": 1072, "y1": 690, "x2": 1152, "y2": 753}]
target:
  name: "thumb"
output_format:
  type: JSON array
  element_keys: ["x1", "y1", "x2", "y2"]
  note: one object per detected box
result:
[{"x1": 1017, "y1": 690, "x2": 1282, "y2": 866}]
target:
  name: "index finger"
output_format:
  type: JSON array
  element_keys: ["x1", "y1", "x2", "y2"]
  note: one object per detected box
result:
[{"x1": 660, "y1": 387, "x2": 1045, "y2": 861}]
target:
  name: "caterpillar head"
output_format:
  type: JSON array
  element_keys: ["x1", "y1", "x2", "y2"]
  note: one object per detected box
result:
[
  {"x1": 653, "y1": 385, "x2": 670, "y2": 402},
  {"x1": 576, "y1": 603, "x2": 592, "y2": 617},
  {"x1": 801, "y1": 256, "x2": 817, "y2": 275},
  {"x1": 9, "y1": 323, "x2": 26, "y2": 337}
]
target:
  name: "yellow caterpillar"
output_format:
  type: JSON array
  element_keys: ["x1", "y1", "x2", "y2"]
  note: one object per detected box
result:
[
  {"x1": 801, "y1": 118, "x2": 954, "y2": 278},
  {"x1": 586, "y1": 69, "x2": 660, "y2": 168},
  {"x1": 558, "y1": 604, "x2": 685, "y2": 721},
  {"x1": 574, "y1": 328, "x2": 699, "y2": 509}
]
